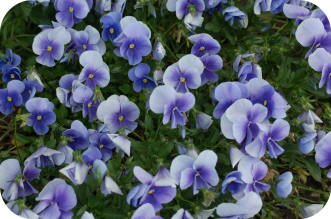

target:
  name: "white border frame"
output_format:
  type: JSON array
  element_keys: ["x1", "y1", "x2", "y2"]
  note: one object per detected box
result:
[{"x1": 0, "y1": 0, "x2": 330, "y2": 218}]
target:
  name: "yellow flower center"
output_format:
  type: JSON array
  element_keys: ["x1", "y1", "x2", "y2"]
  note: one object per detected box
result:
[
  {"x1": 82, "y1": 44, "x2": 87, "y2": 50},
  {"x1": 180, "y1": 77, "x2": 186, "y2": 83},
  {"x1": 88, "y1": 74, "x2": 94, "y2": 79},
  {"x1": 329, "y1": 73, "x2": 331, "y2": 78},
  {"x1": 69, "y1": 7, "x2": 74, "y2": 13},
  {"x1": 88, "y1": 102, "x2": 92, "y2": 108},
  {"x1": 118, "y1": 115, "x2": 124, "y2": 122},
  {"x1": 109, "y1": 28, "x2": 114, "y2": 34},
  {"x1": 10, "y1": 74, "x2": 15, "y2": 79},
  {"x1": 99, "y1": 144, "x2": 104, "y2": 149},
  {"x1": 129, "y1": 43, "x2": 135, "y2": 49},
  {"x1": 316, "y1": 43, "x2": 321, "y2": 48},
  {"x1": 7, "y1": 97, "x2": 12, "y2": 102},
  {"x1": 37, "y1": 115, "x2": 42, "y2": 121},
  {"x1": 148, "y1": 189, "x2": 155, "y2": 195},
  {"x1": 263, "y1": 100, "x2": 267, "y2": 106},
  {"x1": 47, "y1": 46, "x2": 52, "y2": 52},
  {"x1": 199, "y1": 46, "x2": 205, "y2": 51},
  {"x1": 143, "y1": 79, "x2": 148, "y2": 84}
]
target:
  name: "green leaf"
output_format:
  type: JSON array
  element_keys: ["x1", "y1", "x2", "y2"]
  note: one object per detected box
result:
[{"x1": 304, "y1": 159, "x2": 322, "y2": 182}]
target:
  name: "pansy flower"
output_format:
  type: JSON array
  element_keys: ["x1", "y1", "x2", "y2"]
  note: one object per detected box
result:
[
  {"x1": 78, "y1": 51, "x2": 110, "y2": 89},
  {"x1": 170, "y1": 150, "x2": 219, "y2": 194},
  {"x1": 216, "y1": 192, "x2": 262, "y2": 218},
  {"x1": 100, "y1": 12, "x2": 122, "y2": 42},
  {"x1": 200, "y1": 54, "x2": 223, "y2": 84},
  {"x1": 149, "y1": 85, "x2": 195, "y2": 128},
  {"x1": 295, "y1": 18, "x2": 331, "y2": 57},
  {"x1": 55, "y1": 0, "x2": 90, "y2": 27},
  {"x1": 97, "y1": 95, "x2": 140, "y2": 134},
  {"x1": 315, "y1": 132, "x2": 331, "y2": 178},
  {"x1": 25, "y1": 97, "x2": 56, "y2": 135},
  {"x1": 72, "y1": 80, "x2": 100, "y2": 122},
  {"x1": 70, "y1": 25, "x2": 106, "y2": 56},
  {"x1": 33, "y1": 178, "x2": 77, "y2": 219},
  {"x1": 213, "y1": 82, "x2": 248, "y2": 119},
  {"x1": 220, "y1": 98, "x2": 268, "y2": 145},
  {"x1": 246, "y1": 78, "x2": 289, "y2": 119},
  {"x1": 1, "y1": 66, "x2": 21, "y2": 83},
  {"x1": 222, "y1": 6, "x2": 248, "y2": 28},
  {"x1": 113, "y1": 16, "x2": 152, "y2": 65},
  {"x1": 0, "y1": 159, "x2": 38, "y2": 201},
  {"x1": 188, "y1": 33, "x2": 221, "y2": 57},
  {"x1": 245, "y1": 119, "x2": 290, "y2": 159},
  {"x1": 63, "y1": 120, "x2": 89, "y2": 150},
  {"x1": 32, "y1": 26, "x2": 71, "y2": 67},
  {"x1": 128, "y1": 63, "x2": 156, "y2": 92},
  {"x1": 171, "y1": 208, "x2": 194, "y2": 219},
  {"x1": 276, "y1": 171, "x2": 293, "y2": 198},
  {"x1": 24, "y1": 146, "x2": 65, "y2": 169},
  {"x1": 56, "y1": 74, "x2": 81, "y2": 111},
  {"x1": 163, "y1": 54, "x2": 204, "y2": 93},
  {"x1": 0, "y1": 80, "x2": 25, "y2": 115},
  {"x1": 127, "y1": 166, "x2": 176, "y2": 211},
  {"x1": 0, "y1": 49, "x2": 21, "y2": 71},
  {"x1": 308, "y1": 48, "x2": 331, "y2": 94}
]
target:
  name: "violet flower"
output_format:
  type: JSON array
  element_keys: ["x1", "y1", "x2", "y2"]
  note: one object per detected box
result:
[
  {"x1": 0, "y1": 159, "x2": 38, "y2": 201},
  {"x1": 1, "y1": 66, "x2": 21, "y2": 83},
  {"x1": 221, "y1": 98, "x2": 268, "y2": 145},
  {"x1": 60, "y1": 161, "x2": 90, "y2": 185},
  {"x1": 276, "y1": 171, "x2": 293, "y2": 198},
  {"x1": 237, "y1": 156, "x2": 270, "y2": 194},
  {"x1": 70, "y1": 25, "x2": 106, "y2": 56},
  {"x1": 24, "y1": 146, "x2": 65, "y2": 169},
  {"x1": 78, "y1": 51, "x2": 110, "y2": 89},
  {"x1": 0, "y1": 49, "x2": 21, "y2": 72},
  {"x1": 200, "y1": 54, "x2": 223, "y2": 84},
  {"x1": 166, "y1": 0, "x2": 205, "y2": 21},
  {"x1": 97, "y1": 95, "x2": 140, "y2": 134},
  {"x1": 0, "y1": 80, "x2": 25, "y2": 115},
  {"x1": 246, "y1": 78, "x2": 289, "y2": 119},
  {"x1": 315, "y1": 132, "x2": 331, "y2": 178},
  {"x1": 100, "y1": 12, "x2": 122, "y2": 42},
  {"x1": 213, "y1": 82, "x2": 248, "y2": 119},
  {"x1": 72, "y1": 80, "x2": 100, "y2": 122},
  {"x1": 89, "y1": 129, "x2": 115, "y2": 162},
  {"x1": 113, "y1": 16, "x2": 152, "y2": 65},
  {"x1": 295, "y1": 18, "x2": 331, "y2": 57},
  {"x1": 170, "y1": 150, "x2": 219, "y2": 194},
  {"x1": 131, "y1": 203, "x2": 162, "y2": 219},
  {"x1": 128, "y1": 63, "x2": 156, "y2": 92},
  {"x1": 222, "y1": 6, "x2": 248, "y2": 28},
  {"x1": 163, "y1": 54, "x2": 204, "y2": 93},
  {"x1": 127, "y1": 166, "x2": 176, "y2": 211},
  {"x1": 33, "y1": 178, "x2": 77, "y2": 219},
  {"x1": 32, "y1": 26, "x2": 71, "y2": 67},
  {"x1": 188, "y1": 33, "x2": 221, "y2": 57},
  {"x1": 63, "y1": 120, "x2": 89, "y2": 150},
  {"x1": 55, "y1": 0, "x2": 90, "y2": 27},
  {"x1": 149, "y1": 85, "x2": 195, "y2": 128},
  {"x1": 56, "y1": 74, "x2": 81, "y2": 110},
  {"x1": 297, "y1": 110, "x2": 323, "y2": 133},
  {"x1": 22, "y1": 79, "x2": 44, "y2": 104},
  {"x1": 216, "y1": 192, "x2": 262, "y2": 218},
  {"x1": 245, "y1": 119, "x2": 290, "y2": 159},
  {"x1": 25, "y1": 97, "x2": 56, "y2": 135},
  {"x1": 308, "y1": 48, "x2": 331, "y2": 94}
]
